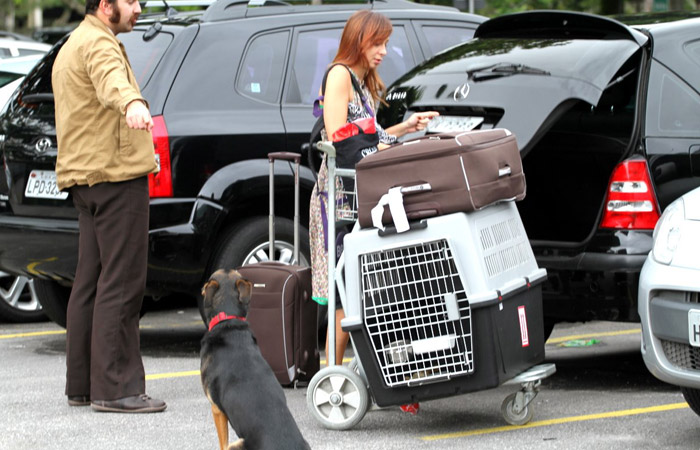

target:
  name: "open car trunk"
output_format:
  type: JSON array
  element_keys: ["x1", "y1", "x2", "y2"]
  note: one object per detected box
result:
[
  {"x1": 518, "y1": 50, "x2": 642, "y2": 242},
  {"x1": 382, "y1": 12, "x2": 647, "y2": 244}
]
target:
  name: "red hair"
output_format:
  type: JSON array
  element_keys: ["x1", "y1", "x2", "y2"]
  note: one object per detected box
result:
[{"x1": 333, "y1": 10, "x2": 392, "y2": 106}]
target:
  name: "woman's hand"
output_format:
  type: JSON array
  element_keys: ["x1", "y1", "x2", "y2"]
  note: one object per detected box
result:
[
  {"x1": 386, "y1": 111, "x2": 440, "y2": 138},
  {"x1": 402, "y1": 111, "x2": 440, "y2": 134}
]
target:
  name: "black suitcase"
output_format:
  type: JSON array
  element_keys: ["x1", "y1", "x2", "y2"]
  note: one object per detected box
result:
[
  {"x1": 237, "y1": 152, "x2": 319, "y2": 385},
  {"x1": 356, "y1": 129, "x2": 525, "y2": 229}
]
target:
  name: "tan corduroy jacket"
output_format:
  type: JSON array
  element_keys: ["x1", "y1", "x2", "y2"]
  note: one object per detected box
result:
[{"x1": 52, "y1": 14, "x2": 158, "y2": 191}]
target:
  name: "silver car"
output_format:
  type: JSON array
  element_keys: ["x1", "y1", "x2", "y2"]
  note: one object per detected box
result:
[
  {"x1": 0, "y1": 37, "x2": 50, "y2": 59},
  {"x1": 639, "y1": 186, "x2": 700, "y2": 417}
]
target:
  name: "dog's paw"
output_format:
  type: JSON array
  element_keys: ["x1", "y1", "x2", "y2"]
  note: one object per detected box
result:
[{"x1": 228, "y1": 438, "x2": 245, "y2": 450}]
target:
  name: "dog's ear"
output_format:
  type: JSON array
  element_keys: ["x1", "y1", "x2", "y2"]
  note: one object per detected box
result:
[
  {"x1": 236, "y1": 278, "x2": 253, "y2": 305},
  {"x1": 201, "y1": 279, "x2": 220, "y2": 299}
]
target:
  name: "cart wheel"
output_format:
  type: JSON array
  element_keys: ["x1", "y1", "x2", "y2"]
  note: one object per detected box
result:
[
  {"x1": 501, "y1": 392, "x2": 534, "y2": 426},
  {"x1": 306, "y1": 366, "x2": 369, "y2": 430}
]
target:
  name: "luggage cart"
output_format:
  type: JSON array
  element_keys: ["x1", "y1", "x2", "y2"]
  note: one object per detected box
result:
[{"x1": 306, "y1": 141, "x2": 555, "y2": 430}]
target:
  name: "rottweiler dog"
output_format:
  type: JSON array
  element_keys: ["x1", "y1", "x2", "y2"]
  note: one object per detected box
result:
[{"x1": 200, "y1": 269, "x2": 311, "y2": 450}]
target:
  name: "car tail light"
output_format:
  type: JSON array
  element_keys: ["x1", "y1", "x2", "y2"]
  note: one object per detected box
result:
[
  {"x1": 599, "y1": 158, "x2": 660, "y2": 230},
  {"x1": 148, "y1": 115, "x2": 173, "y2": 198}
]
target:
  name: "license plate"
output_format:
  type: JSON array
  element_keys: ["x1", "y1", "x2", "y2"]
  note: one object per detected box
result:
[
  {"x1": 689, "y1": 309, "x2": 700, "y2": 347},
  {"x1": 24, "y1": 170, "x2": 68, "y2": 200},
  {"x1": 426, "y1": 115, "x2": 484, "y2": 133}
]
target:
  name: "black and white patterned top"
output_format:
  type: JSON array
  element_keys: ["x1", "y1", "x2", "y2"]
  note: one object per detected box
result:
[{"x1": 320, "y1": 67, "x2": 397, "y2": 158}]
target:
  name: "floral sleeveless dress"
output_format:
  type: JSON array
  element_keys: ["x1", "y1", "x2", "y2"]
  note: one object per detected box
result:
[{"x1": 309, "y1": 70, "x2": 396, "y2": 306}]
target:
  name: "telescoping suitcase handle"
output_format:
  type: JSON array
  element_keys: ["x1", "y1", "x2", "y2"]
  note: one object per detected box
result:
[{"x1": 268, "y1": 152, "x2": 301, "y2": 265}]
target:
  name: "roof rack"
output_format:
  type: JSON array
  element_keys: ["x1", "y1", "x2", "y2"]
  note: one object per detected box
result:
[
  {"x1": 201, "y1": 0, "x2": 452, "y2": 22},
  {"x1": 142, "y1": 0, "x2": 216, "y2": 7},
  {"x1": 138, "y1": 0, "x2": 213, "y2": 25}
]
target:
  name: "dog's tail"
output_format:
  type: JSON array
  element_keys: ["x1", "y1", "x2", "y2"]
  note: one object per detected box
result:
[{"x1": 228, "y1": 438, "x2": 245, "y2": 450}]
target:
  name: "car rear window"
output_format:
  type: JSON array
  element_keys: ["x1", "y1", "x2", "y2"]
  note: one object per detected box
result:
[
  {"x1": 120, "y1": 30, "x2": 174, "y2": 88},
  {"x1": 418, "y1": 24, "x2": 476, "y2": 56},
  {"x1": 9, "y1": 29, "x2": 173, "y2": 116},
  {"x1": 286, "y1": 25, "x2": 415, "y2": 106}
]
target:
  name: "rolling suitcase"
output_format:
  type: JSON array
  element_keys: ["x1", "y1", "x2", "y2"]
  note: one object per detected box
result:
[
  {"x1": 355, "y1": 129, "x2": 526, "y2": 229},
  {"x1": 237, "y1": 152, "x2": 319, "y2": 386}
]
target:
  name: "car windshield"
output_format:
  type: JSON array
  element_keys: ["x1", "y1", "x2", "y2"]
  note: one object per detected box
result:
[
  {"x1": 426, "y1": 38, "x2": 640, "y2": 91},
  {"x1": 0, "y1": 71, "x2": 23, "y2": 88},
  {"x1": 0, "y1": 54, "x2": 43, "y2": 75}
]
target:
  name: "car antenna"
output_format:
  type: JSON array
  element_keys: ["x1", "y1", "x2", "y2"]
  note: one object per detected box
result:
[
  {"x1": 162, "y1": 0, "x2": 178, "y2": 19},
  {"x1": 143, "y1": 0, "x2": 178, "y2": 42}
]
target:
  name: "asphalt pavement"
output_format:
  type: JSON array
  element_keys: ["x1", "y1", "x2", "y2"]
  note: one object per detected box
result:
[{"x1": 1, "y1": 305, "x2": 698, "y2": 450}]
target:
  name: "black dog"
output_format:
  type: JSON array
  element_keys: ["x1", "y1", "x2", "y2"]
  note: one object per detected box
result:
[{"x1": 200, "y1": 269, "x2": 311, "y2": 450}]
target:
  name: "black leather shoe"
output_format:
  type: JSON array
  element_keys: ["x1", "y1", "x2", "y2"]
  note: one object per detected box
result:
[
  {"x1": 91, "y1": 394, "x2": 167, "y2": 413},
  {"x1": 67, "y1": 395, "x2": 90, "y2": 407}
]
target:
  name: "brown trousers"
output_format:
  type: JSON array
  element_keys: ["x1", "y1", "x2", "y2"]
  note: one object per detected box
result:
[{"x1": 65, "y1": 177, "x2": 149, "y2": 401}]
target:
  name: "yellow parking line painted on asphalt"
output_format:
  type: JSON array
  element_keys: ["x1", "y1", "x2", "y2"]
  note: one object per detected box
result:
[
  {"x1": 146, "y1": 370, "x2": 201, "y2": 381},
  {"x1": 144, "y1": 357, "x2": 355, "y2": 381},
  {"x1": 0, "y1": 330, "x2": 65, "y2": 339},
  {"x1": 319, "y1": 357, "x2": 354, "y2": 365},
  {"x1": 140, "y1": 321, "x2": 204, "y2": 330},
  {"x1": 547, "y1": 328, "x2": 640, "y2": 345},
  {"x1": 421, "y1": 402, "x2": 689, "y2": 441},
  {"x1": 1, "y1": 322, "x2": 203, "y2": 340}
]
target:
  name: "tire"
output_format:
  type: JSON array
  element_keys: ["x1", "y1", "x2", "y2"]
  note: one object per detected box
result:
[
  {"x1": 681, "y1": 387, "x2": 700, "y2": 418},
  {"x1": 212, "y1": 216, "x2": 311, "y2": 270},
  {"x1": 199, "y1": 216, "x2": 311, "y2": 321},
  {"x1": 33, "y1": 279, "x2": 70, "y2": 328},
  {"x1": 0, "y1": 271, "x2": 46, "y2": 323},
  {"x1": 306, "y1": 365, "x2": 369, "y2": 430}
]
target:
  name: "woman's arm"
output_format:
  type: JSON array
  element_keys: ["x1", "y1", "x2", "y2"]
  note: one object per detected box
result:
[
  {"x1": 322, "y1": 65, "x2": 353, "y2": 139},
  {"x1": 385, "y1": 111, "x2": 440, "y2": 138}
]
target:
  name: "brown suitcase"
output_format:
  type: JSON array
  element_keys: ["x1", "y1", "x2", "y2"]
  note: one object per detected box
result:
[
  {"x1": 237, "y1": 152, "x2": 319, "y2": 386},
  {"x1": 356, "y1": 129, "x2": 526, "y2": 229}
]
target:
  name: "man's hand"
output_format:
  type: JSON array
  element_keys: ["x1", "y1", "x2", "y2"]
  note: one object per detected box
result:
[{"x1": 125, "y1": 100, "x2": 154, "y2": 132}]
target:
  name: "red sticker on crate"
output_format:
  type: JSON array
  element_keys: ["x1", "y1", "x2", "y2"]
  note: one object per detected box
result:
[{"x1": 518, "y1": 305, "x2": 529, "y2": 347}]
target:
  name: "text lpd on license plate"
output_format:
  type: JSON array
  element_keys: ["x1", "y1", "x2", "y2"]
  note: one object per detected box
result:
[{"x1": 24, "y1": 170, "x2": 68, "y2": 200}]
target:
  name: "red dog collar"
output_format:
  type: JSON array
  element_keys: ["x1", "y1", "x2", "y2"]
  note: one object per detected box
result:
[{"x1": 208, "y1": 312, "x2": 246, "y2": 331}]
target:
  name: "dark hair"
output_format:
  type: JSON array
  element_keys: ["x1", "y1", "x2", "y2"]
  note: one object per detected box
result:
[{"x1": 85, "y1": 0, "x2": 116, "y2": 15}]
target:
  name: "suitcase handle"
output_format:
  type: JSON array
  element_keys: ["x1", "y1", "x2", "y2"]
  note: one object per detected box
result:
[
  {"x1": 269, "y1": 152, "x2": 301, "y2": 164},
  {"x1": 499, "y1": 165, "x2": 512, "y2": 177},
  {"x1": 399, "y1": 183, "x2": 432, "y2": 194},
  {"x1": 268, "y1": 152, "x2": 301, "y2": 264}
]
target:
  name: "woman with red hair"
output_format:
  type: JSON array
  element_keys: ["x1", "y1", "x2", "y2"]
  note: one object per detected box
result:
[{"x1": 310, "y1": 9, "x2": 438, "y2": 382}]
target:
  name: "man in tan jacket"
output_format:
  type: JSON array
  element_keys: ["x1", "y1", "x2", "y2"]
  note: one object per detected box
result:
[{"x1": 52, "y1": 0, "x2": 164, "y2": 413}]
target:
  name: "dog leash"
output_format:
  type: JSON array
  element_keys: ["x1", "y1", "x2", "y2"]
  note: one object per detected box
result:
[{"x1": 208, "y1": 312, "x2": 247, "y2": 331}]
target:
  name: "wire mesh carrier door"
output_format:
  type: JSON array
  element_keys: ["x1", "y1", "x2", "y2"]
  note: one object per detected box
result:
[{"x1": 360, "y1": 237, "x2": 475, "y2": 388}]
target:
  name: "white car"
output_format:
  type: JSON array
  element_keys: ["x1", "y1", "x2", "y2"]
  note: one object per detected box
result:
[
  {"x1": 0, "y1": 54, "x2": 45, "y2": 108},
  {"x1": 639, "y1": 186, "x2": 700, "y2": 417},
  {"x1": 0, "y1": 37, "x2": 50, "y2": 59}
]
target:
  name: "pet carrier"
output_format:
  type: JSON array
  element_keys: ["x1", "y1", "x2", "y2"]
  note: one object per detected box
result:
[{"x1": 306, "y1": 140, "x2": 555, "y2": 430}]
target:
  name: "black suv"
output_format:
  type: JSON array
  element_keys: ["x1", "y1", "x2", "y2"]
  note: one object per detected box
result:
[
  {"x1": 379, "y1": 11, "x2": 700, "y2": 333},
  {"x1": 0, "y1": 0, "x2": 485, "y2": 326}
]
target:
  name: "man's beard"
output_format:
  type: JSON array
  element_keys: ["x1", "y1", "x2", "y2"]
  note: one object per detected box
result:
[{"x1": 109, "y1": 6, "x2": 120, "y2": 24}]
